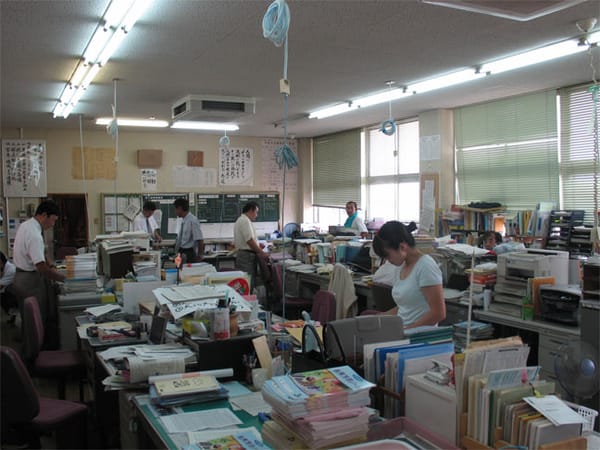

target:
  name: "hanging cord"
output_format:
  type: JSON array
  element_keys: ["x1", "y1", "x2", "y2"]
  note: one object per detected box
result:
[
  {"x1": 78, "y1": 114, "x2": 91, "y2": 246},
  {"x1": 380, "y1": 81, "x2": 396, "y2": 136},
  {"x1": 587, "y1": 37, "x2": 600, "y2": 251},
  {"x1": 263, "y1": 0, "x2": 295, "y2": 321}
]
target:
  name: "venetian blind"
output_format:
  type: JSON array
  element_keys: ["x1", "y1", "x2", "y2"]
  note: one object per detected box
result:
[
  {"x1": 455, "y1": 90, "x2": 559, "y2": 209},
  {"x1": 313, "y1": 128, "x2": 361, "y2": 207},
  {"x1": 559, "y1": 83, "x2": 599, "y2": 222}
]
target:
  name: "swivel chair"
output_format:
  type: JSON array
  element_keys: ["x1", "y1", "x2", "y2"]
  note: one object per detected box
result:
[{"x1": 0, "y1": 346, "x2": 88, "y2": 449}]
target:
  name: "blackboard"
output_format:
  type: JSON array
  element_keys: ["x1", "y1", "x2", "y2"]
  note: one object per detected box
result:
[
  {"x1": 142, "y1": 193, "x2": 189, "y2": 239},
  {"x1": 195, "y1": 193, "x2": 279, "y2": 223}
]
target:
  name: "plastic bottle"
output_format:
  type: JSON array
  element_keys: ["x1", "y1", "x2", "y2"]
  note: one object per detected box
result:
[{"x1": 212, "y1": 298, "x2": 230, "y2": 340}]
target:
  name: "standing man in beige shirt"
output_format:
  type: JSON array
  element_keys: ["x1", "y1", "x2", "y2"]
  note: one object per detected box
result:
[{"x1": 234, "y1": 201, "x2": 268, "y2": 291}]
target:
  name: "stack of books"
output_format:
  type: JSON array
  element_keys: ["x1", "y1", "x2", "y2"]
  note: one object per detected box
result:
[
  {"x1": 261, "y1": 366, "x2": 375, "y2": 449},
  {"x1": 149, "y1": 372, "x2": 228, "y2": 407},
  {"x1": 452, "y1": 320, "x2": 494, "y2": 350}
]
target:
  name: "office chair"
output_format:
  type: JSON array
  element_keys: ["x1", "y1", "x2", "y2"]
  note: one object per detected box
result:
[
  {"x1": 311, "y1": 290, "x2": 336, "y2": 324},
  {"x1": 22, "y1": 296, "x2": 86, "y2": 401},
  {"x1": 270, "y1": 263, "x2": 313, "y2": 319},
  {"x1": 0, "y1": 346, "x2": 88, "y2": 449}
]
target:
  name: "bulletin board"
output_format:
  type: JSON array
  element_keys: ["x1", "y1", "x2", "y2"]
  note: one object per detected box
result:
[
  {"x1": 72, "y1": 147, "x2": 116, "y2": 180},
  {"x1": 101, "y1": 193, "x2": 142, "y2": 233},
  {"x1": 2, "y1": 139, "x2": 47, "y2": 197}
]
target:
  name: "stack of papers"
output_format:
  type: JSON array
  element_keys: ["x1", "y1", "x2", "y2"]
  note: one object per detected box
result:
[
  {"x1": 261, "y1": 366, "x2": 375, "y2": 448},
  {"x1": 63, "y1": 252, "x2": 97, "y2": 279},
  {"x1": 99, "y1": 239, "x2": 134, "y2": 254},
  {"x1": 149, "y1": 372, "x2": 229, "y2": 407},
  {"x1": 453, "y1": 320, "x2": 494, "y2": 349}
]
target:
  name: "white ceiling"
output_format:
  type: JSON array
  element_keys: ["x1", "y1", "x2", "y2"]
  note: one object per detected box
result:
[{"x1": 2, "y1": 0, "x2": 599, "y2": 138}]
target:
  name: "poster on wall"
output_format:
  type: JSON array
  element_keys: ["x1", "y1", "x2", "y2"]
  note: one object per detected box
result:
[
  {"x1": 2, "y1": 139, "x2": 47, "y2": 197},
  {"x1": 141, "y1": 169, "x2": 158, "y2": 192},
  {"x1": 262, "y1": 138, "x2": 297, "y2": 192},
  {"x1": 172, "y1": 166, "x2": 217, "y2": 188},
  {"x1": 219, "y1": 147, "x2": 253, "y2": 186}
]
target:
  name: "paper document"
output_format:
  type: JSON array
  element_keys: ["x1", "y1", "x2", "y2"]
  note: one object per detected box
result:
[
  {"x1": 524, "y1": 395, "x2": 585, "y2": 426},
  {"x1": 229, "y1": 392, "x2": 272, "y2": 416},
  {"x1": 160, "y1": 408, "x2": 242, "y2": 433},
  {"x1": 84, "y1": 304, "x2": 121, "y2": 317}
]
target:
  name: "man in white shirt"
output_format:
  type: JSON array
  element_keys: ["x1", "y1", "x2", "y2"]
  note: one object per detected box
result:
[
  {"x1": 342, "y1": 201, "x2": 368, "y2": 237},
  {"x1": 234, "y1": 201, "x2": 268, "y2": 291},
  {"x1": 12, "y1": 200, "x2": 66, "y2": 335},
  {"x1": 0, "y1": 251, "x2": 17, "y2": 322},
  {"x1": 132, "y1": 201, "x2": 162, "y2": 242},
  {"x1": 174, "y1": 197, "x2": 203, "y2": 263}
]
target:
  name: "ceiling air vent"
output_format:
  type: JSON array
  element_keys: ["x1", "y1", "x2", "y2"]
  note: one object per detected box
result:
[{"x1": 171, "y1": 95, "x2": 256, "y2": 121}]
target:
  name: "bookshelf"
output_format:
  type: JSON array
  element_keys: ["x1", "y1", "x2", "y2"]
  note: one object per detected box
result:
[{"x1": 438, "y1": 205, "x2": 505, "y2": 242}]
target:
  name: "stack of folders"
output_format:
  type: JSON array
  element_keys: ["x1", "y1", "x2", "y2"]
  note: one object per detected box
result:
[
  {"x1": 464, "y1": 365, "x2": 579, "y2": 449},
  {"x1": 261, "y1": 365, "x2": 375, "y2": 449},
  {"x1": 404, "y1": 325, "x2": 454, "y2": 345},
  {"x1": 362, "y1": 339, "x2": 455, "y2": 418},
  {"x1": 149, "y1": 372, "x2": 229, "y2": 407},
  {"x1": 453, "y1": 320, "x2": 494, "y2": 350}
]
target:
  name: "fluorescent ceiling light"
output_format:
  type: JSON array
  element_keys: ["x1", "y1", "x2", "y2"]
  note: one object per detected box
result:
[
  {"x1": 103, "y1": 0, "x2": 135, "y2": 28},
  {"x1": 121, "y1": 0, "x2": 152, "y2": 31},
  {"x1": 52, "y1": 0, "x2": 152, "y2": 119},
  {"x1": 83, "y1": 25, "x2": 112, "y2": 63},
  {"x1": 407, "y1": 68, "x2": 485, "y2": 94},
  {"x1": 354, "y1": 88, "x2": 410, "y2": 108},
  {"x1": 96, "y1": 117, "x2": 169, "y2": 127},
  {"x1": 480, "y1": 39, "x2": 584, "y2": 75},
  {"x1": 59, "y1": 84, "x2": 77, "y2": 105},
  {"x1": 308, "y1": 103, "x2": 356, "y2": 119},
  {"x1": 98, "y1": 28, "x2": 127, "y2": 66},
  {"x1": 70, "y1": 86, "x2": 87, "y2": 109},
  {"x1": 52, "y1": 103, "x2": 66, "y2": 118},
  {"x1": 171, "y1": 121, "x2": 239, "y2": 131},
  {"x1": 80, "y1": 63, "x2": 101, "y2": 88}
]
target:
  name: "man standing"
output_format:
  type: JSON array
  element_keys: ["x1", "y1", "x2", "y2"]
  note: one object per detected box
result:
[
  {"x1": 234, "y1": 201, "x2": 268, "y2": 291},
  {"x1": 343, "y1": 201, "x2": 368, "y2": 237},
  {"x1": 173, "y1": 198, "x2": 203, "y2": 263},
  {"x1": 132, "y1": 201, "x2": 162, "y2": 242},
  {"x1": 12, "y1": 200, "x2": 66, "y2": 338}
]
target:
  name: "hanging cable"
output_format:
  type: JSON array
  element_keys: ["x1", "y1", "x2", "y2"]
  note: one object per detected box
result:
[
  {"x1": 263, "y1": 0, "x2": 294, "y2": 321},
  {"x1": 587, "y1": 37, "x2": 600, "y2": 251},
  {"x1": 380, "y1": 81, "x2": 396, "y2": 136},
  {"x1": 78, "y1": 114, "x2": 91, "y2": 246}
]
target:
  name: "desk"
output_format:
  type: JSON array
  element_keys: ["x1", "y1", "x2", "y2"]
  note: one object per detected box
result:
[
  {"x1": 473, "y1": 310, "x2": 579, "y2": 398},
  {"x1": 131, "y1": 394, "x2": 262, "y2": 449}
]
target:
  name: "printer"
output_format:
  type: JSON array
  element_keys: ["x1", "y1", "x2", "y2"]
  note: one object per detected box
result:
[{"x1": 538, "y1": 284, "x2": 582, "y2": 326}]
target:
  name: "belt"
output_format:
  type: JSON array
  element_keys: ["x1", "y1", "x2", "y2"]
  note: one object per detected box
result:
[
  {"x1": 16, "y1": 268, "x2": 36, "y2": 273},
  {"x1": 237, "y1": 249, "x2": 255, "y2": 253}
]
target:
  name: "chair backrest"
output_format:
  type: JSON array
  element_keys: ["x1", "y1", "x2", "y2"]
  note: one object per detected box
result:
[
  {"x1": 311, "y1": 290, "x2": 336, "y2": 324},
  {"x1": 271, "y1": 263, "x2": 284, "y2": 298},
  {"x1": 23, "y1": 297, "x2": 44, "y2": 361},
  {"x1": 0, "y1": 346, "x2": 40, "y2": 425},
  {"x1": 256, "y1": 256, "x2": 271, "y2": 283},
  {"x1": 371, "y1": 282, "x2": 396, "y2": 311}
]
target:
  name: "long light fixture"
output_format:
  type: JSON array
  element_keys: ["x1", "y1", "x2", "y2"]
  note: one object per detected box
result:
[
  {"x1": 96, "y1": 117, "x2": 169, "y2": 128},
  {"x1": 52, "y1": 0, "x2": 152, "y2": 119},
  {"x1": 171, "y1": 121, "x2": 240, "y2": 131},
  {"x1": 309, "y1": 31, "x2": 600, "y2": 120}
]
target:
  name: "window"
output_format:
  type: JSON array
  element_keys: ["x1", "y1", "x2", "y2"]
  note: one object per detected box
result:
[
  {"x1": 455, "y1": 91, "x2": 560, "y2": 209},
  {"x1": 364, "y1": 120, "x2": 420, "y2": 223},
  {"x1": 559, "y1": 84, "x2": 599, "y2": 222}
]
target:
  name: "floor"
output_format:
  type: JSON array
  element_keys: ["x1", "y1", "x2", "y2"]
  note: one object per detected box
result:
[{"x1": 1, "y1": 309, "x2": 102, "y2": 449}]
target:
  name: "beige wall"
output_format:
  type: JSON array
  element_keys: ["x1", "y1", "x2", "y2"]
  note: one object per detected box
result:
[{"x1": 0, "y1": 127, "x2": 309, "y2": 253}]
